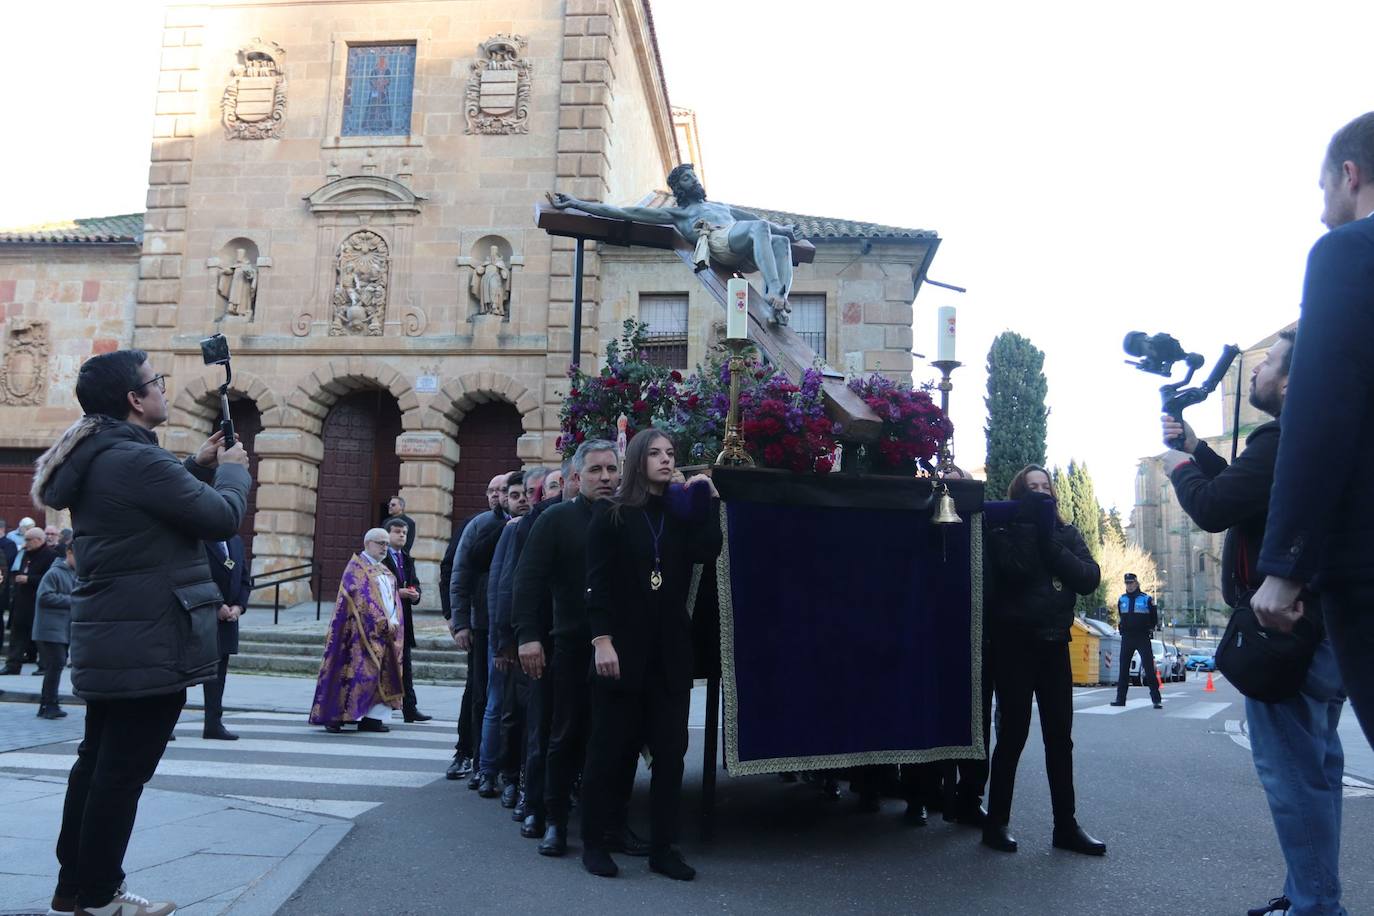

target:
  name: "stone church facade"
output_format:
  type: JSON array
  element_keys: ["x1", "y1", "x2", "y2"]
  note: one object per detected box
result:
[{"x1": 0, "y1": 0, "x2": 941, "y2": 604}]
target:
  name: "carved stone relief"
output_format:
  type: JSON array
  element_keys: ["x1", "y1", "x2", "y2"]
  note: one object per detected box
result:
[
  {"x1": 464, "y1": 35, "x2": 532, "y2": 135},
  {"x1": 222, "y1": 39, "x2": 287, "y2": 140},
  {"x1": 458, "y1": 235, "x2": 523, "y2": 322},
  {"x1": 209, "y1": 237, "x2": 261, "y2": 319},
  {"x1": 330, "y1": 230, "x2": 389, "y2": 336},
  {"x1": 0, "y1": 319, "x2": 51, "y2": 405}
]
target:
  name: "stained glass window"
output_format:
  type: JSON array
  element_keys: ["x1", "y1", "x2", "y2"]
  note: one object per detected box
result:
[{"x1": 342, "y1": 45, "x2": 416, "y2": 137}]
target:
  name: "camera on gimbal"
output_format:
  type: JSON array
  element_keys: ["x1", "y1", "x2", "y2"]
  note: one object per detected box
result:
[
  {"x1": 1124, "y1": 331, "x2": 1240, "y2": 449},
  {"x1": 199, "y1": 333, "x2": 236, "y2": 448}
]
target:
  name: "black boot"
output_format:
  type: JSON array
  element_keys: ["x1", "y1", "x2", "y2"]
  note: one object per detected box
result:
[
  {"x1": 521, "y1": 813, "x2": 544, "y2": 838},
  {"x1": 1052, "y1": 823, "x2": 1106, "y2": 856},
  {"x1": 649, "y1": 847, "x2": 696, "y2": 881},
  {"x1": 538, "y1": 824, "x2": 567, "y2": 857},
  {"x1": 512, "y1": 791, "x2": 527, "y2": 820},
  {"x1": 582, "y1": 846, "x2": 618, "y2": 877},
  {"x1": 982, "y1": 823, "x2": 1018, "y2": 852},
  {"x1": 952, "y1": 799, "x2": 988, "y2": 828},
  {"x1": 477, "y1": 774, "x2": 500, "y2": 798},
  {"x1": 500, "y1": 778, "x2": 519, "y2": 808}
]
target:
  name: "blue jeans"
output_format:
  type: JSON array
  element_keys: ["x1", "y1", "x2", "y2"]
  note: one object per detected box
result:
[
  {"x1": 478, "y1": 639, "x2": 512, "y2": 778},
  {"x1": 1245, "y1": 638, "x2": 1346, "y2": 916}
]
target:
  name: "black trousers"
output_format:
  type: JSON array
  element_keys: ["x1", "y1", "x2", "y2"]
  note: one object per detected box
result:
[
  {"x1": 1115, "y1": 631, "x2": 1161, "y2": 703},
  {"x1": 5, "y1": 602, "x2": 34, "y2": 670},
  {"x1": 987, "y1": 638, "x2": 1077, "y2": 829},
  {"x1": 56, "y1": 689, "x2": 186, "y2": 908},
  {"x1": 521, "y1": 647, "x2": 554, "y2": 818},
  {"x1": 580, "y1": 679, "x2": 689, "y2": 852},
  {"x1": 402, "y1": 639, "x2": 419, "y2": 715},
  {"x1": 467, "y1": 629, "x2": 489, "y2": 767},
  {"x1": 544, "y1": 638, "x2": 591, "y2": 826},
  {"x1": 1325, "y1": 584, "x2": 1374, "y2": 750},
  {"x1": 38, "y1": 641, "x2": 68, "y2": 709},
  {"x1": 202, "y1": 656, "x2": 230, "y2": 729},
  {"x1": 455, "y1": 665, "x2": 473, "y2": 758},
  {"x1": 498, "y1": 662, "x2": 523, "y2": 779}
]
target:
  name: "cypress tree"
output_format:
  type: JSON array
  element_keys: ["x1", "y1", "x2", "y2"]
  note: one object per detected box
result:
[{"x1": 983, "y1": 332, "x2": 1049, "y2": 499}]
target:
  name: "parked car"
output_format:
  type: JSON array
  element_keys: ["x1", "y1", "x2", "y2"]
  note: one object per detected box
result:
[
  {"x1": 1129, "y1": 639, "x2": 1172, "y2": 685},
  {"x1": 1186, "y1": 647, "x2": 1218, "y2": 671},
  {"x1": 1164, "y1": 643, "x2": 1187, "y2": 682}
]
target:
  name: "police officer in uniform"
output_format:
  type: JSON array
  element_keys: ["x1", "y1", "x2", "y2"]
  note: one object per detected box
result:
[{"x1": 1111, "y1": 573, "x2": 1162, "y2": 708}]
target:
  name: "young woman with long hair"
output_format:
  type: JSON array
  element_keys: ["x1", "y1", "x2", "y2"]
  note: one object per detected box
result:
[
  {"x1": 578, "y1": 428, "x2": 722, "y2": 881},
  {"x1": 982, "y1": 464, "x2": 1106, "y2": 856}
]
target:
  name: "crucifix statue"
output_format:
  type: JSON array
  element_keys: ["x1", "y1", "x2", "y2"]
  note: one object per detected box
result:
[{"x1": 548, "y1": 163, "x2": 799, "y2": 325}]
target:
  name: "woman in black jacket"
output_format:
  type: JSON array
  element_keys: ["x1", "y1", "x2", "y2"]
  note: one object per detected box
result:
[
  {"x1": 579, "y1": 428, "x2": 722, "y2": 882},
  {"x1": 982, "y1": 465, "x2": 1106, "y2": 856}
]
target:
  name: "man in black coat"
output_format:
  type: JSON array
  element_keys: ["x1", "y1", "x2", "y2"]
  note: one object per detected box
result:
[
  {"x1": 33, "y1": 349, "x2": 249, "y2": 916},
  {"x1": 202, "y1": 534, "x2": 249, "y2": 740},
  {"x1": 383, "y1": 518, "x2": 429, "y2": 722},
  {"x1": 2, "y1": 527, "x2": 58, "y2": 674},
  {"x1": 1252, "y1": 111, "x2": 1374, "y2": 748},
  {"x1": 383, "y1": 495, "x2": 416, "y2": 553}
]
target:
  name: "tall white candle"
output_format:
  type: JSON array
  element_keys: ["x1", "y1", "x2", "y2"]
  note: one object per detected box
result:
[
  {"x1": 936, "y1": 306, "x2": 957, "y2": 362},
  {"x1": 727, "y1": 278, "x2": 749, "y2": 340}
]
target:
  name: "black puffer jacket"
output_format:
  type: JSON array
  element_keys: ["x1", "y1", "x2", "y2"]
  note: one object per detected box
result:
[
  {"x1": 986, "y1": 495, "x2": 1101, "y2": 643},
  {"x1": 33, "y1": 416, "x2": 250, "y2": 700}
]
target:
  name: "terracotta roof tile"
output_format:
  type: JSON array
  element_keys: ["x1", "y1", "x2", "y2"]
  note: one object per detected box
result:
[
  {"x1": 637, "y1": 191, "x2": 936, "y2": 241},
  {"x1": 0, "y1": 213, "x2": 144, "y2": 245}
]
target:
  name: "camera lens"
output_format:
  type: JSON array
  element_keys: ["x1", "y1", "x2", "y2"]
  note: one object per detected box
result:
[{"x1": 1122, "y1": 331, "x2": 1149, "y2": 357}]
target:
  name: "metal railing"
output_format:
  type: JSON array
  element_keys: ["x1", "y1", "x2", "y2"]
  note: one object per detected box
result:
[{"x1": 248, "y1": 559, "x2": 323, "y2": 624}]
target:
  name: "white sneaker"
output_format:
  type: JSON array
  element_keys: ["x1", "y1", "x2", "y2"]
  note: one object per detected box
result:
[{"x1": 75, "y1": 886, "x2": 176, "y2": 916}]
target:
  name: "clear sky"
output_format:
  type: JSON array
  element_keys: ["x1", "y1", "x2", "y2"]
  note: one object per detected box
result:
[{"x1": 2, "y1": 0, "x2": 1367, "y2": 515}]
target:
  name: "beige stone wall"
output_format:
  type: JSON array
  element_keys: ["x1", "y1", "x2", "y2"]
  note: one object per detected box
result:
[{"x1": 0, "y1": 247, "x2": 139, "y2": 446}]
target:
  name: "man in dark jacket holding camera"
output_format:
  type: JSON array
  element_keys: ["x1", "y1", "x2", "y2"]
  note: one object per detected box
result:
[
  {"x1": 1110, "y1": 573, "x2": 1162, "y2": 708},
  {"x1": 32, "y1": 349, "x2": 249, "y2": 916}
]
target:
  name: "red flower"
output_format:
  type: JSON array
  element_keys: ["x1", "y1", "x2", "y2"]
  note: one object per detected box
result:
[
  {"x1": 670, "y1": 370, "x2": 684, "y2": 382},
  {"x1": 632, "y1": 399, "x2": 648, "y2": 413}
]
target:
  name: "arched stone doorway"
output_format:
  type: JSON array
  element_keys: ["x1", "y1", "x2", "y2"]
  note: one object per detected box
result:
[
  {"x1": 451, "y1": 401, "x2": 523, "y2": 523},
  {"x1": 228, "y1": 397, "x2": 263, "y2": 567},
  {"x1": 312, "y1": 389, "x2": 403, "y2": 595}
]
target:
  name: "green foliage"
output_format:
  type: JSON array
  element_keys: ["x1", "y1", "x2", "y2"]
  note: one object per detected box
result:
[
  {"x1": 984, "y1": 332, "x2": 1049, "y2": 499},
  {"x1": 1057, "y1": 461, "x2": 1106, "y2": 617},
  {"x1": 1102, "y1": 506, "x2": 1126, "y2": 549}
]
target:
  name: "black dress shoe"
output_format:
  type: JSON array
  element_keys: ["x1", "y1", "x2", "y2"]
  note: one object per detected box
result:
[
  {"x1": 403, "y1": 710, "x2": 433, "y2": 723},
  {"x1": 512, "y1": 790, "x2": 527, "y2": 820},
  {"x1": 500, "y1": 781, "x2": 519, "y2": 808},
  {"x1": 478, "y1": 775, "x2": 500, "y2": 798},
  {"x1": 446, "y1": 755, "x2": 472, "y2": 780},
  {"x1": 603, "y1": 825, "x2": 649, "y2": 857},
  {"x1": 953, "y1": 803, "x2": 988, "y2": 828},
  {"x1": 0, "y1": 667, "x2": 20, "y2": 676},
  {"x1": 1247, "y1": 895, "x2": 1293, "y2": 916},
  {"x1": 903, "y1": 803, "x2": 928, "y2": 826},
  {"x1": 538, "y1": 824, "x2": 568, "y2": 857},
  {"x1": 467, "y1": 773, "x2": 482, "y2": 790},
  {"x1": 167, "y1": 733, "x2": 177, "y2": 741},
  {"x1": 203, "y1": 725, "x2": 239, "y2": 741},
  {"x1": 37, "y1": 706, "x2": 65, "y2": 720},
  {"x1": 1109, "y1": 700, "x2": 1126, "y2": 707},
  {"x1": 1052, "y1": 824, "x2": 1107, "y2": 856},
  {"x1": 324, "y1": 723, "x2": 343, "y2": 734},
  {"x1": 521, "y1": 814, "x2": 545, "y2": 838},
  {"x1": 582, "y1": 847, "x2": 618, "y2": 878},
  {"x1": 982, "y1": 824, "x2": 1018, "y2": 852},
  {"x1": 649, "y1": 847, "x2": 696, "y2": 881},
  {"x1": 358, "y1": 717, "x2": 390, "y2": 733}
]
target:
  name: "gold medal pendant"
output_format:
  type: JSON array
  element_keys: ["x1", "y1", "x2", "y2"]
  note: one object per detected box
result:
[
  {"x1": 650, "y1": 570, "x2": 663, "y2": 591},
  {"x1": 224, "y1": 558, "x2": 235, "y2": 570}
]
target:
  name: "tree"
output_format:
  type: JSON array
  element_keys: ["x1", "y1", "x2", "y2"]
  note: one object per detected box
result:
[
  {"x1": 983, "y1": 332, "x2": 1048, "y2": 499},
  {"x1": 1102, "y1": 507, "x2": 1126, "y2": 549},
  {"x1": 1058, "y1": 461, "x2": 1105, "y2": 617}
]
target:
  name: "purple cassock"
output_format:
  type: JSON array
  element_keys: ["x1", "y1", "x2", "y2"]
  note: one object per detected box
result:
[{"x1": 309, "y1": 552, "x2": 405, "y2": 725}]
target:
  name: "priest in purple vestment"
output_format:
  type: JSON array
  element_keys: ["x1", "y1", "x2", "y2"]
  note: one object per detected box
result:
[{"x1": 310, "y1": 527, "x2": 406, "y2": 733}]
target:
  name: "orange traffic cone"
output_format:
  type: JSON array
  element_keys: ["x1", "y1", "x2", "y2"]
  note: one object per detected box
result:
[{"x1": 1204, "y1": 671, "x2": 1216, "y2": 693}]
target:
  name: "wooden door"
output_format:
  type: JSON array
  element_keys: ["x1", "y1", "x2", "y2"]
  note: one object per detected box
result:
[
  {"x1": 0, "y1": 450, "x2": 44, "y2": 532},
  {"x1": 451, "y1": 402, "x2": 523, "y2": 524},
  {"x1": 229, "y1": 398, "x2": 263, "y2": 569},
  {"x1": 313, "y1": 390, "x2": 402, "y2": 596}
]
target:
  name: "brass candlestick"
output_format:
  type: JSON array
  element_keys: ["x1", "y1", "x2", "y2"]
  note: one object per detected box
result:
[
  {"x1": 930, "y1": 359, "x2": 962, "y2": 526},
  {"x1": 715, "y1": 338, "x2": 755, "y2": 467}
]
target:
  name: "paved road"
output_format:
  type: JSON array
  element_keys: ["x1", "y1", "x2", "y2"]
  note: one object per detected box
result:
[{"x1": 2, "y1": 674, "x2": 1370, "y2": 914}]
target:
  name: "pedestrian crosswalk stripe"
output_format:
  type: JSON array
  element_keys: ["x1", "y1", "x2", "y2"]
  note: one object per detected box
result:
[
  {"x1": 221, "y1": 711, "x2": 457, "y2": 727},
  {"x1": 95, "y1": 735, "x2": 454, "y2": 762},
  {"x1": 227, "y1": 795, "x2": 382, "y2": 819},
  {"x1": 1167, "y1": 702, "x2": 1230, "y2": 720},
  {"x1": 1080, "y1": 697, "x2": 1154, "y2": 715},
  {"x1": 173, "y1": 722, "x2": 457, "y2": 744},
  {"x1": 0, "y1": 753, "x2": 438, "y2": 787}
]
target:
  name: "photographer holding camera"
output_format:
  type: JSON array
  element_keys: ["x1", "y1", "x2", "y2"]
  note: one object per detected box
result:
[
  {"x1": 1163, "y1": 329, "x2": 1347, "y2": 916},
  {"x1": 31, "y1": 349, "x2": 250, "y2": 916}
]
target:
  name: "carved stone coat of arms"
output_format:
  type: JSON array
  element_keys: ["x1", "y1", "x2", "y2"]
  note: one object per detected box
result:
[
  {"x1": 222, "y1": 39, "x2": 287, "y2": 140},
  {"x1": 465, "y1": 35, "x2": 531, "y2": 135},
  {"x1": 0, "y1": 319, "x2": 51, "y2": 405}
]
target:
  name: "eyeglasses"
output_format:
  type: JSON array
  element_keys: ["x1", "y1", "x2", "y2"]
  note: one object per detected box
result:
[{"x1": 130, "y1": 374, "x2": 168, "y2": 395}]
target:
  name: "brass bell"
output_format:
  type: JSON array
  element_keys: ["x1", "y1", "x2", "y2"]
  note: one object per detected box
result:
[{"x1": 931, "y1": 483, "x2": 963, "y2": 526}]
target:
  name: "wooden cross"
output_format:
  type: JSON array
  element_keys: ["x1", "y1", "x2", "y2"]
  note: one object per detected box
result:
[{"x1": 535, "y1": 203, "x2": 882, "y2": 442}]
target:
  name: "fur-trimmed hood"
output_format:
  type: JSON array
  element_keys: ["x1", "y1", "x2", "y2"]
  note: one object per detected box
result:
[{"x1": 31, "y1": 415, "x2": 156, "y2": 511}]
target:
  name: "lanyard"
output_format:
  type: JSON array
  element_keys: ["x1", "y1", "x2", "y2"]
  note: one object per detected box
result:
[{"x1": 643, "y1": 508, "x2": 665, "y2": 591}]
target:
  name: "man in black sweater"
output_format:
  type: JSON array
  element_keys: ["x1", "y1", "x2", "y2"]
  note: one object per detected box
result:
[
  {"x1": 1253, "y1": 112, "x2": 1374, "y2": 748},
  {"x1": 512, "y1": 440, "x2": 621, "y2": 857}
]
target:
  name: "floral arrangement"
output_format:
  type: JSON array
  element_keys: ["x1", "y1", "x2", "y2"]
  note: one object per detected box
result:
[
  {"x1": 847, "y1": 373, "x2": 952, "y2": 473},
  {"x1": 738, "y1": 367, "x2": 838, "y2": 474}
]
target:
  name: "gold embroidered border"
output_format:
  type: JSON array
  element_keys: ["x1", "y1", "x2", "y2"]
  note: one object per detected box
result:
[{"x1": 717, "y1": 505, "x2": 986, "y2": 776}]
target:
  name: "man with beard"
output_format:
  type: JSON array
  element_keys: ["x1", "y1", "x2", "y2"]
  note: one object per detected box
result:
[
  {"x1": 548, "y1": 163, "x2": 800, "y2": 324},
  {"x1": 1253, "y1": 112, "x2": 1374, "y2": 751}
]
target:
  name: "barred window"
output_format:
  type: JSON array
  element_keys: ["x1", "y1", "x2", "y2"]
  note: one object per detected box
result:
[
  {"x1": 790, "y1": 293, "x2": 827, "y2": 360},
  {"x1": 639, "y1": 294, "x2": 689, "y2": 370},
  {"x1": 342, "y1": 45, "x2": 417, "y2": 137}
]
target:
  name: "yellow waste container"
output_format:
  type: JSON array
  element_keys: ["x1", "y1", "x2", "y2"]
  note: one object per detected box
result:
[{"x1": 1069, "y1": 617, "x2": 1101, "y2": 686}]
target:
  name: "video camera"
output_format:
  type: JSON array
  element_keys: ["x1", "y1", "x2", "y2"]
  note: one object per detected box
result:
[
  {"x1": 1123, "y1": 331, "x2": 1240, "y2": 449},
  {"x1": 199, "y1": 333, "x2": 236, "y2": 448}
]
